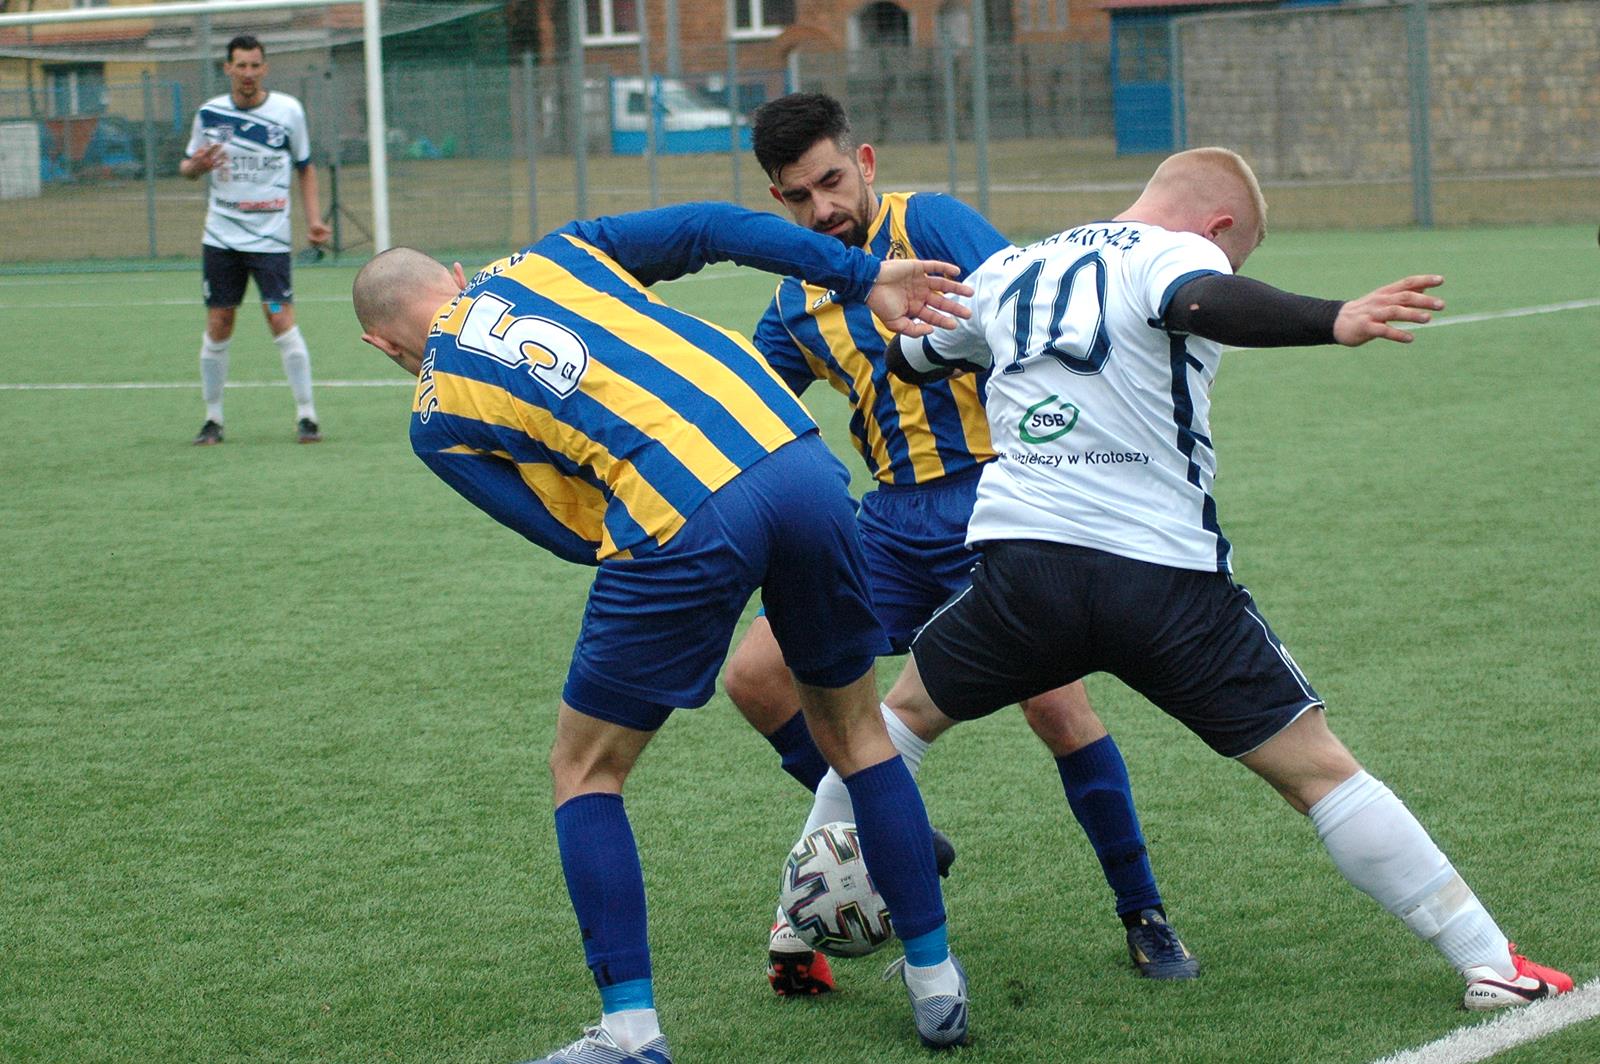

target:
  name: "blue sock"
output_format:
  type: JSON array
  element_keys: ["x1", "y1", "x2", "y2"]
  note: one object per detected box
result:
[
  {"x1": 598, "y1": 978, "x2": 654, "y2": 1014},
  {"x1": 554, "y1": 793, "x2": 653, "y2": 992},
  {"x1": 1056, "y1": 735, "x2": 1164, "y2": 920},
  {"x1": 901, "y1": 925, "x2": 951, "y2": 969},
  {"x1": 842, "y1": 757, "x2": 946, "y2": 946},
  {"x1": 764, "y1": 710, "x2": 829, "y2": 792}
]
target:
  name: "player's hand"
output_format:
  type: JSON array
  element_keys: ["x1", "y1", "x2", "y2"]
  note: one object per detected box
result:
[
  {"x1": 868, "y1": 258, "x2": 975, "y2": 338},
  {"x1": 1334, "y1": 275, "x2": 1444, "y2": 346},
  {"x1": 307, "y1": 219, "x2": 332, "y2": 247},
  {"x1": 189, "y1": 142, "x2": 226, "y2": 174}
]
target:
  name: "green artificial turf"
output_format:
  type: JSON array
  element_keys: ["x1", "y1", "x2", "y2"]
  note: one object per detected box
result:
[{"x1": 2, "y1": 224, "x2": 1596, "y2": 1063}]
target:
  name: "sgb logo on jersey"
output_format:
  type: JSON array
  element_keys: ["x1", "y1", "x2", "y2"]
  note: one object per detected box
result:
[{"x1": 1018, "y1": 394, "x2": 1080, "y2": 444}]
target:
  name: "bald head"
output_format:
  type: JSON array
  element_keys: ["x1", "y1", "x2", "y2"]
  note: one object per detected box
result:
[
  {"x1": 352, "y1": 247, "x2": 461, "y2": 373},
  {"x1": 1118, "y1": 147, "x2": 1267, "y2": 270}
]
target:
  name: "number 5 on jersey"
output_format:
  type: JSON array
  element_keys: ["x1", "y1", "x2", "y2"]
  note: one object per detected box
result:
[{"x1": 458, "y1": 292, "x2": 591, "y2": 398}]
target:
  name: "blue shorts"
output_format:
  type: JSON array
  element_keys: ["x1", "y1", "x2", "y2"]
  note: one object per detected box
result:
[
  {"x1": 912, "y1": 540, "x2": 1324, "y2": 758},
  {"x1": 564, "y1": 433, "x2": 891, "y2": 731},
  {"x1": 857, "y1": 465, "x2": 983, "y2": 653}
]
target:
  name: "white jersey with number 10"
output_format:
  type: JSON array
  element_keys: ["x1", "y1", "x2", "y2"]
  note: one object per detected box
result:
[{"x1": 916, "y1": 221, "x2": 1237, "y2": 572}]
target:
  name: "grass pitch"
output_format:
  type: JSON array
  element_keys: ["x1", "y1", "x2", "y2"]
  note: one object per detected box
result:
[{"x1": 2, "y1": 224, "x2": 1597, "y2": 1063}]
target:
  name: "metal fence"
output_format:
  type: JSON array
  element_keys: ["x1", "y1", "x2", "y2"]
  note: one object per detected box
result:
[
  {"x1": 1, "y1": 0, "x2": 1596, "y2": 272},
  {"x1": 0, "y1": 35, "x2": 1117, "y2": 269},
  {"x1": 1174, "y1": 0, "x2": 1600, "y2": 228}
]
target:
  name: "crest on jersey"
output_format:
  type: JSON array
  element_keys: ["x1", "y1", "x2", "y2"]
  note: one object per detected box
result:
[
  {"x1": 266, "y1": 124, "x2": 287, "y2": 148},
  {"x1": 888, "y1": 238, "x2": 908, "y2": 260}
]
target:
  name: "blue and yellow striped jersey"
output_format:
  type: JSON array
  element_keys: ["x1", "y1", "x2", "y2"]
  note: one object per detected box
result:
[
  {"x1": 753, "y1": 192, "x2": 1008, "y2": 487},
  {"x1": 408, "y1": 203, "x2": 887, "y2": 563}
]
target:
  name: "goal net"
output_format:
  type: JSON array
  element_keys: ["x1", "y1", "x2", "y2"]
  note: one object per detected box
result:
[{"x1": 0, "y1": 0, "x2": 519, "y2": 270}]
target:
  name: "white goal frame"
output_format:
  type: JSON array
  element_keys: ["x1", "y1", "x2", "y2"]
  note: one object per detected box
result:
[{"x1": 0, "y1": 0, "x2": 392, "y2": 251}]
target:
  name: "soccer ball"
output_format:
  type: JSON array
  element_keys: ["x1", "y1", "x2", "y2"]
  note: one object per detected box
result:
[{"x1": 778, "y1": 821, "x2": 893, "y2": 958}]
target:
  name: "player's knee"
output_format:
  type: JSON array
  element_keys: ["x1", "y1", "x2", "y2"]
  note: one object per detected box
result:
[
  {"x1": 1019, "y1": 682, "x2": 1107, "y2": 755},
  {"x1": 207, "y1": 309, "x2": 237, "y2": 340},
  {"x1": 723, "y1": 638, "x2": 795, "y2": 732},
  {"x1": 265, "y1": 305, "x2": 295, "y2": 333}
]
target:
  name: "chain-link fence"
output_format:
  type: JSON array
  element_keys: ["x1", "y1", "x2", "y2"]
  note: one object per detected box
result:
[
  {"x1": 1175, "y1": 0, "x2": 1600, "y2": 228},
  {"x1": 1, "y1": 0, "x2": 1595, "y2": 273}
]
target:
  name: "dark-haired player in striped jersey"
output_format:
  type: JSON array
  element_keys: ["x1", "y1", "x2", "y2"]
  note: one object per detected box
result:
[
  {"x1": 724, "y1": 93, "x2": 1197, "y2": 996},
  {"x1": 353, "y1": 203, "x2": 978, "y2": 1062}
]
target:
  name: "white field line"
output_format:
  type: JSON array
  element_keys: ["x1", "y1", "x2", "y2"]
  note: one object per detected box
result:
[
  {"x1": 1369, "y1": 979, "x2": 1600, "y2": 1064},
  {"x1": 1412, "y1": 297, "x2": 1600, "y2": 329},
  {"x1": 0, "y1": 379, "x2": 413, "y2": 391},
  {"x1": 0, "y1": 265, "x2": 741, "y2": 310},
  {"x1": 2, "y1": 295, "x2": 1595, "y2": 393}
]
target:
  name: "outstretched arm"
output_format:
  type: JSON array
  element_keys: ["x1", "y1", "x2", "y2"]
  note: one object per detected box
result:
[
  {"x1": 565, "y1": 202, "x2": 971, "y2": 333},
  {"x1": 1163, "y1": 273, "x2": 1443, "y2": 347}
]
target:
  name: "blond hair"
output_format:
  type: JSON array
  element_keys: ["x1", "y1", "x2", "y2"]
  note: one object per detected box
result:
[{"x1": 1145, "y1": 147, "x2": 1267, "y2": 237}]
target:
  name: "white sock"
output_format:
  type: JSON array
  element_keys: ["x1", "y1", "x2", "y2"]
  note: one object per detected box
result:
[
  {"x1": 800, "y1": 769, "x2": 855, "y2": 837},
  {"x1": 799, "y1": 704, "x2": 932, "y2": 837},
  {"x1": 1310, "y1": 770, "x2": 1513, "y2": 979},
  {"x1": 600, "y1": 1007, "x2": 661, "y2": 1051},
  {"x1": 273, "y1": 325, "x2": 316, "y2": 419},
  {"x1": 200, "y1": 333, "x2": 230, "y2": 422},
  {"x1": 903, "y1": 956, "x2": 961, "y2": 997},
  {"x1": 881, "y1": 701, "x2": 931, "y2": 776}
]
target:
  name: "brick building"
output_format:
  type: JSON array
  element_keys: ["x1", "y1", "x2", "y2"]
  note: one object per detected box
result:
[{"x1": 529, "y1": 0, "x2": 1112, "y2": 76}]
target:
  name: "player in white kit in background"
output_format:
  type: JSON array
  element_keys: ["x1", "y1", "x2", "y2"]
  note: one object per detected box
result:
[
  {"x1": 181, "y1": 34, "x2": 329, "y2": 445},
  {"x1": 886, "y1": 147, "x2": 1573, "y2": 1012}
]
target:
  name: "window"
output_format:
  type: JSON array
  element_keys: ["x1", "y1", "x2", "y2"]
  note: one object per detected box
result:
[
  {"x1": 851, "y1": 2, "x2": 911, "y2": 49},
  {"x1": 584, "y1": 0, "x2": 639, "y2": 44},
  {"x1": 938, "y1": 1, "x2": 970, "y2": 48},
  {"x1": 729, "y1": 0, "x2": 794, "y2": 39},
  {"x1": 44, "y1": 63, "x2": 106, "y2": 116}
]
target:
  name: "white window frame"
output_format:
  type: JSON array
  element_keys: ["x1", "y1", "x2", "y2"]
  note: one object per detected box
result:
[
  {"x1": 727, "y1": 0, "x2": 791, "y2": 41},
  {"x1": 44, "y1": 64, "x2": 105, "y2": 116},
  {"x1": 583, "y1": 0, "x2": 641, "y2": 46}
]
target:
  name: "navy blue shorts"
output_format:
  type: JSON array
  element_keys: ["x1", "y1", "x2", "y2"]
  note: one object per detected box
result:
[
  {"x1": 912, "y1": 540, "x2": 1323, "y2": 758},
  {"x1": 202, "y1": 245, "x2": 293, "y2": 308},
  {"x1": 857, "y1": 465, "x2": 983, "y2": 653},
  {"x1": 564, "y1": 433, "x2": 891, "y2": 731}
]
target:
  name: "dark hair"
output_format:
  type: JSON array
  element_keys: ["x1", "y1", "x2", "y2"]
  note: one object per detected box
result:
[
  {"x1": 226, "y1": 34, "x2": 264, "y2": 61},
  {"x1": 751, "y1": 92, "x2": 854, "y2": 182}
]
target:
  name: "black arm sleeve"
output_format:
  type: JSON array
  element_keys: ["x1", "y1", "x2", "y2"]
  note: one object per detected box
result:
[{"x1": 1162, "y1": 273, "x2": 1344, "y2": 348}]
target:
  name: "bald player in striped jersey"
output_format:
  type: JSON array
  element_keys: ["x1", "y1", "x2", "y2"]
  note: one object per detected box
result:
[
  {"x1": 721, "y1": 93, "x2": 1196, "y2": 996},
  {"x1": 352, "y1": 203, "x2": 979, "y2": 1062}
]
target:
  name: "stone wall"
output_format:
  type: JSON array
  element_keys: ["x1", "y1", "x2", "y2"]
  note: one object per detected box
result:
[{"x1": 1177, "y1": 0, "x2": 1600, "y2": 180}]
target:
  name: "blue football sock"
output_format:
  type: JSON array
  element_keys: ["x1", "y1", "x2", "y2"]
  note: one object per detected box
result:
[
  {"x1": 554, "y1": 793, "x2": 653, "y2": 991},
  {"x1": 1056, "y1": 735, "x2": 1164, "y2": 919},
  {"x1": 598, "y1": 978, "x2": 654, "y2": 1014},
  {"x1": 842, "y1": 756, "x2": 947, "y2": 946},
  {"x1": 764, "y1": 710, "x2": 829, "y2": 793}
]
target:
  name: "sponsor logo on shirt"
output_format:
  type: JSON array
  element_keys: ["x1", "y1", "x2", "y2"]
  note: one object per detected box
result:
[{"x1": 1018, "y1": 394, "x2": 1080, "y2": 444}]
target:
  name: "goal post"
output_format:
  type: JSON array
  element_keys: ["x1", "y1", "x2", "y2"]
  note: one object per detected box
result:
[{"x1": 0, "y1": 0, "x2": 391, "y2": 251}]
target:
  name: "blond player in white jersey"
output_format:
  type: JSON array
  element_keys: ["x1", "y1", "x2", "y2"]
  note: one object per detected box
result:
[
  {"x1": 885, "y1": 147, "x2": 1572, "y2": 1012},
  {"x1": 181, "y1": 33, "x2": 329, "y2": 445}
]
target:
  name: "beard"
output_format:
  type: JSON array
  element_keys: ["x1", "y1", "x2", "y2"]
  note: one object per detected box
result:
[{"x1": 815, "y1": 190, "x2": 873, "y2": 248}]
